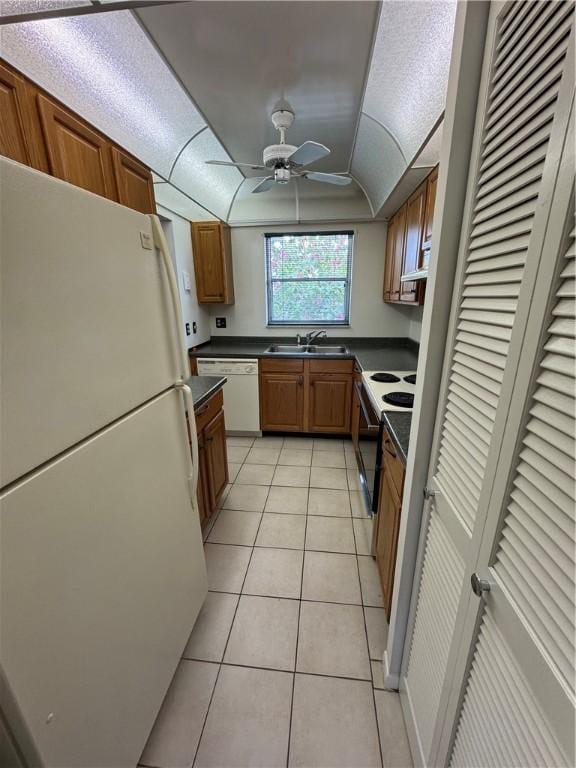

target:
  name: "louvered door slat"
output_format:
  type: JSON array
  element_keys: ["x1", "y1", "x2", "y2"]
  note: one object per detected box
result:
[
  {"x1": 488, "y1": 49, "x2": 565, "y2": 133},
  {"x1": 407, "y1": 515, "x2": 465, "y2": 757},
  {"x1": 490, "y1": 7, "x2": 573, "y2": 107},
  {"x1": 467, "y1": 234, "x2": 529, "y2": 262},
  {"x1": 482, "y1": 102, "x2": 557, "y2": 169},
  {"x1": 472, "y1": 180, "x2": 541, "y2": 223},
  {"x1": 510, "y1": 487, "x2": 574, "y2": 559},
  {"x1": 457, "y1": 319, "x2": 512, "y2": 342},
  {"x1": 493, "y1": 222, "x2": 575, "y2": 694},
  {"x1": 450, "y1": 614, "x2": 567, "y2": 767},
  {"x1": 437, "y1": 0, "x2": 562, "y2": 528},
  {"x1": 495, "y1": 1, "x2": 553, "y2": 66}
]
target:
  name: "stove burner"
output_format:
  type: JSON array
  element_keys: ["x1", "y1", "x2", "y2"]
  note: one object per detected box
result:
[
  {"x1": 383, "y1": 392, "x2": 414, "y2": 408},
  {"x1": 404, "y1": 374, "x2": 417, "y2": 384},
  {"x1": 370, "y1": 372, "x2": 400, "y2": 383}
]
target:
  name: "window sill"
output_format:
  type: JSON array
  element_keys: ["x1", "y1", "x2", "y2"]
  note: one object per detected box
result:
[{"x1": 266, "y1": 324, "x2": 351, "y2": 329}]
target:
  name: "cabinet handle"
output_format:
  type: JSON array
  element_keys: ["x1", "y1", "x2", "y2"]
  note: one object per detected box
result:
[
  {"x1": 298, "y1": 376, "x2": 303, "y2": 385},
  {"x1": 207, "y1": 436, "x2": 214, "y2": 444},
  {"x1": 196, "y1": 403, "x2": 209, "y2": 416}
]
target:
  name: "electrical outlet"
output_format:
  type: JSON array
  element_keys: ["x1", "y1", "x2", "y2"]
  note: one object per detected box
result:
[
  {"x1": 185, "y1": 322, "x2": 191, "y2": 336},
  {"x1": 215, "y1": 317, "x2": 227, "y2": 329},
  {"x1": 192, "y1": 321, "x2": 197, "y2": 334}
]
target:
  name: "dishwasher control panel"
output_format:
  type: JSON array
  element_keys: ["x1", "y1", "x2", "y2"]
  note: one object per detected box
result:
[{"x1": 196, "y1": 358, "x2": 259, "y2": 376}]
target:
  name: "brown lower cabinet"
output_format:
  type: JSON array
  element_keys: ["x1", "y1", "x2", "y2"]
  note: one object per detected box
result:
[
  {"x1": 259, "y1": 357, "x2": 353, "y2": 433},
  {"x1": 373, "y1": 427, "x2": 405, "y2": 619},
  {"x1": 192, "y1": 388, "x2": 228, "y2": 527}
]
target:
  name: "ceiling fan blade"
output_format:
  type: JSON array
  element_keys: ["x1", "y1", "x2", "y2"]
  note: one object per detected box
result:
[
  {"x1": 303, "y1": 172, "x2": 352, "y2": 186},
  {"x1": 251, "y1": 177, "x2": 275, "y2": 194},
  {"x1": 288, "y1": 141, "x2": 330, "y2": 167},
  {"x1": 205, "y1": 160, "x2": 267, "y2": 170}
]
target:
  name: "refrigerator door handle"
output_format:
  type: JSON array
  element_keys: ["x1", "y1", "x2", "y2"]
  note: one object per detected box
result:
[
  {"x1": 149, "y1": 215, "x2": 189, "y2": 383},
  {"x1": 150, "y1": 216, "x2": 199, "y2": 508},
  {"x1": 175, "y1": 382, "x2": 199, "y2": 509}
]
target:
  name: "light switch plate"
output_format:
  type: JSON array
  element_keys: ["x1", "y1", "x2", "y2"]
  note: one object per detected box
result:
[{"x1": 182, "y1": 270, "x2": 191, "y2": 292}]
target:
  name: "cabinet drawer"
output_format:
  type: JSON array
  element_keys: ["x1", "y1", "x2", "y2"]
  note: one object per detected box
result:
[
  {"x1": 309, "y1": 359, "x2": 353, "y2": 374},
  {"x1": 260, "y1": 358, "x2": 304, "y2": 373},
  {"x1": 195, "y1": 389, "x2": 224, "y2": 433},
  {"x1": 382, "y1": 428, "x2": 405, "y2": 496}
]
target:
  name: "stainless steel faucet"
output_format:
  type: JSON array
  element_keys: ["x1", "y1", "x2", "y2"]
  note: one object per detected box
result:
[{"x1": 305, "y1": 329, "x2": 328, "y2": 344}]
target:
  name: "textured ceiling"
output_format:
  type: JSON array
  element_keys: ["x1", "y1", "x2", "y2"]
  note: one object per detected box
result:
[
  {"x1": 0, "y1": 0, "x2": 456, "y2": 223},
  {"x1": 352, "y1": 0, "x2": 457, "y2": 215},
  {"x1": 137, "y1": 1, "x2": 379, "y2": 177}
]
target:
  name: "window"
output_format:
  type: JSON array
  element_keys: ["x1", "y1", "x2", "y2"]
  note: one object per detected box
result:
[{"x1": 265, "y1": 231, "x2": 353, "y2": 326}]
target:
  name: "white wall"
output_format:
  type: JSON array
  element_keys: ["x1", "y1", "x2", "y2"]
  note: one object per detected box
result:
[
  {"x1": 157, "y1": 205, "x2": 211, "y2": 349},
  {"x1": 209, "y1": 222, "x2": 416, "y2": 338},
  {"x1": 408, "y1": 306, "x2": 424, "y2": 343}
]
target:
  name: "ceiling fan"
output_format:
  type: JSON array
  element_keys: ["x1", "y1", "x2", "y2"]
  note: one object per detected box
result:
[{"x1": 205, "y1": 109, "x2": 352, "y2": 193}]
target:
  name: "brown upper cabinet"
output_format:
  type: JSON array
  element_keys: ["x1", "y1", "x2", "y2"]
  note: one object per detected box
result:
[
  {"x1": 111, "y1": 147, "x2": 156, "y2": 214},
  {"x1": 400, "y1": 182, "x2": 427, "y2": 303},
  {"x1": 38, "y1": 94, "x2": 117, "y2": 199},
  {"x1": 421, "y1": 166, "x2": 438, "y2": 270},
  {"x1": 0, "y1": 62, "x2": 31, "y2": 166},
  {"x1": 191, "y1": 221, "x2": 235, "y2": 304},
  {"x1": 0, "y1": 58, "x2": 155, "y2": 214},
  {"x1": 383, "y1": 166, "x2": 438, "y2": 306}
]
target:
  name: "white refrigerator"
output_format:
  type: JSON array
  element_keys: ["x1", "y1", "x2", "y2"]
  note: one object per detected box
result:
[{"x1": 0, "y1": 159, "x2": 207, "y2": 767}]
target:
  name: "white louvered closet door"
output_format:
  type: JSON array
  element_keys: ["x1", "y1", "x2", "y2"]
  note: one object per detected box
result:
[
  {"x1": 401, "y1": 2, "x2": 575, "y2": 765},
  {"x1": 449, "y1": 201, "x2": 575, "y2": 768}
]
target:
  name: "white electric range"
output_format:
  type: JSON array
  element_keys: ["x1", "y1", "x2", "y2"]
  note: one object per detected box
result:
[
  {"x1": 354, "y1": 370, "x2": 416, "y2": 513},
  {"x1": 361, "y1": 370, "x2": 417, "y2": 416}
]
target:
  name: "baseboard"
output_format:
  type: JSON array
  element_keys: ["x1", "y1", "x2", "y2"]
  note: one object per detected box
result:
[{"x1": 383, "y1": 650, "x2": 399, "y2": 690}]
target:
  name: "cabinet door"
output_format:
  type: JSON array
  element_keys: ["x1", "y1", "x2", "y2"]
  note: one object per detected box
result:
[
  {"x1": 375, "y1": 465, "x2": 402, "y2": 619},
  {"x1": 421, "y1": 166, "x2": 438, "y2": 267},
  {"x1": 400, "y1": 182, "x2": 426, "y2": 302},
  {"x1": 0, "y1": 62, "x2": 31, "y2": 165},
  {"x1": 196, "y1": 431, "x2": 210, "y2": 526},
  {"x1": 260, "y1": 373, "x2": 304, "y2": 431},
  {"x1": 204, "y1": 409, "x2": 228, "y2": 507},
  {"x1": 309, "y1": 374, "x2": 352, "y2": 433},
  {"x1": 383, "y1": 215, "x2": 396, "y2": 301},
  {"x1": 191, "y1": 221, "x2": 234, "y2": 304},
  {"x1": 37, "y1": 94, "x2": 116, "y2": 199},
  {"x1": 390, "y1": 205, "x2": 406, "y2": 301},
  {"x1": 111, "y1": 147, "x2": 155, "y2": 213}
]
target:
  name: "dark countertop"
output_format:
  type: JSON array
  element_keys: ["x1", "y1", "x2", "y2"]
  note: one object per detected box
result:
[
  {"x1": 186, "y1": 375, "x2": 227, "y2": 411},
  {"x1": 189, "y1": 336, "x2": 419, "y2": 372},
  {"x1": 382, "y1": 411, "x2": 412, "y2": 463}
]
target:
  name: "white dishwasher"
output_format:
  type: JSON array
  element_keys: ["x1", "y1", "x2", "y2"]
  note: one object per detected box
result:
[{"x1": 196, "y1": 358, "x2": 260, "y2": 434}]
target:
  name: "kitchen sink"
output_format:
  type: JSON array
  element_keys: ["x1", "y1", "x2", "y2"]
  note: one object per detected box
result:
[
  {"x1": 266, "y1": 344, "x2": 349, "y2": 355},
  {"x1": 266, "y1": 344, "x2": 310, "y2": 353},
  {"x1": 305, "y1": 345, "x2": 349, "y2": 355}
]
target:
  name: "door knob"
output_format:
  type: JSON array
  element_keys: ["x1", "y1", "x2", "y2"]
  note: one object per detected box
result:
[{"x1": 471, "y1": 573, "x2": 491, "y2": 597}]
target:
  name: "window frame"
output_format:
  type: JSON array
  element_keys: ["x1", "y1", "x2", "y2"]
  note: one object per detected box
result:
[{"x1": 264, "y1": 230, "x2": 354, "y2": 327}]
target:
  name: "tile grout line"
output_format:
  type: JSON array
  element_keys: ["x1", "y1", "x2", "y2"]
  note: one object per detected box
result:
[
  {"x1": 350, "y1": 510, "x2": 385, "y2": 768},
  {"x1": 191, "y1": 447, "x2": 275, "y2": 768},
  {"x1": 285, "y1": 482, "x2": 309, "y2": 768}
]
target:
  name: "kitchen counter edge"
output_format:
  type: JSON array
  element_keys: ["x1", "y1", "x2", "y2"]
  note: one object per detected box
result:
[
  {"x1": 188, "y1": 337, "x2": 419, "y2": 373},
  {"x1": 186, "y1": 375, "x2": 227, "y2": 412}
]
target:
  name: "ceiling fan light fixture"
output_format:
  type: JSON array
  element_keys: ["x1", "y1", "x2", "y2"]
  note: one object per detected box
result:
[{"x1": 274, "y1": 167, "x2": 291, "y2": 184}]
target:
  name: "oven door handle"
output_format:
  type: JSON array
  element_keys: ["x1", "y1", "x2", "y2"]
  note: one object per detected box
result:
[{"x1": 356, "y1": 382, "x2": 381, "y2": 431}]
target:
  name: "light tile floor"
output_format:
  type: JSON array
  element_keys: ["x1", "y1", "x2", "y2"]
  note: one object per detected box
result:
[{"x1": 140, "y1": 435, "x2": 412, "y2": 768}]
